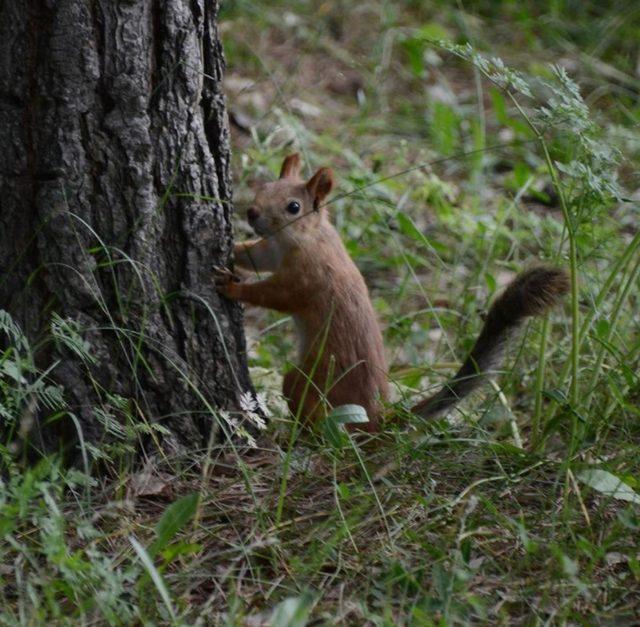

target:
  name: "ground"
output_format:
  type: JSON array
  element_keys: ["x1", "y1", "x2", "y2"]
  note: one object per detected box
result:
[{"x1": 1, "y1": 1, "x2": 639, "y2": 624}]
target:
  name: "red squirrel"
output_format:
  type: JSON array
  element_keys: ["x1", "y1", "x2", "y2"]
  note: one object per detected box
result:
[{"x1": 216, "y1": 153, "x2": 569, "y2": 431}]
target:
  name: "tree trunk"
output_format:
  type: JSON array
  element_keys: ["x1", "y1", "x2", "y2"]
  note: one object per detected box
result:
[{"x1": 0, "y1": 0, "x2": 252, "y2": 455}]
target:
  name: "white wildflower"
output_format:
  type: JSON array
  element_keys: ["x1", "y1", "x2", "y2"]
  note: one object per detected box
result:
[
  {"x1": 246, "y1": 411, "x2": 267, "y2": 431},
  {"x1": 219, "y1": 410, "x2": 239, "y2": 431},
  {"x1": 238, "y1": 390, "x2": 257, "y2": 413},
  {"x1": 240, "y1": 429, "x2": 257, "y2": 448},
  {"x1": 254, "y1": 392, "x2": 270, "y2": 417}
]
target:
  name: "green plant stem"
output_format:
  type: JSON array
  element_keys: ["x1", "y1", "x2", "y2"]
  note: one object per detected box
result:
[
  {"x1": 584, "y1": 249, "x2": 640, "y2": 408},
  {"x1": 558, "y1": 229, "x2": 640, "y2": 385},
  {"x1": 540, "y1": 137, "x2": 580, "y2": 409},
  {"x1": 531, "y1": 315, "x2": 551, "y2": 449},
  {"x1": 543, "y1": 229, "x2": 640, "y2": 430},
  {"x1": 508, "y1": 96, "x2": 580, "y2": 448}
]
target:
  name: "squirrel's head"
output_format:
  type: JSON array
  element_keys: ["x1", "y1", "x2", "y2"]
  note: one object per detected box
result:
[{"x1": 246, "y1": 153, "x2": 333, "y2": 245}]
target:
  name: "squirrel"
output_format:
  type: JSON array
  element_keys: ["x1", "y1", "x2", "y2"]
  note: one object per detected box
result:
[{"x1": 215, "y1": 153, "x2": 569, "y2": 431}]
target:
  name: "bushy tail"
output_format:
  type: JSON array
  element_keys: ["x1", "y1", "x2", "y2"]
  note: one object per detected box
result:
[{"x1": 412, "y1": 266, "x2": 569, "y2": 419}]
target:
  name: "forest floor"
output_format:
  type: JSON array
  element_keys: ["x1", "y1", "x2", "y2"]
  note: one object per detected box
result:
[{"x1": 3, "y1": 1, "x2": 640, "y2": 624}]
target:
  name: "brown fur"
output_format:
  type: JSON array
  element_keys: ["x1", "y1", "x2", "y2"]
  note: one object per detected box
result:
[{"x1": 216, "y1": 154, "x2": 568, "y2": 429}]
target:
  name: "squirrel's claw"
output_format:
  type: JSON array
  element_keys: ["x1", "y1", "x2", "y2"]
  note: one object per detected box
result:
[{"x1": 213, "y1": 265, "x2": 240, "y2": 286}]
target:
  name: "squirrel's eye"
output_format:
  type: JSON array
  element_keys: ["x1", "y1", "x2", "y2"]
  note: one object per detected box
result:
[{"x1": 286, "y1": 201, "x2": 301, "y2": 215}]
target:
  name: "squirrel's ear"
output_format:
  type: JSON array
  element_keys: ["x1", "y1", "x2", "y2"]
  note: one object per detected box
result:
[
  {"x1": 306, "y1": 167, "x2": 334, "y2": 210},
  {"x1": 279, "y1": 153, "x2": 302, "y2": 179}
]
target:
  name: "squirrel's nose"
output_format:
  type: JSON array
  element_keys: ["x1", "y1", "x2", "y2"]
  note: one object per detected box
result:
[{"x1": 247, "y1": 206, "x2": 260, "y2": 222}]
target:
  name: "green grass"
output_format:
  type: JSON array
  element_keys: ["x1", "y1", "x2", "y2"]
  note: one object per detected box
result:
[{"x1": 2, "y1": 0, "x2": 640, "y2": 623}]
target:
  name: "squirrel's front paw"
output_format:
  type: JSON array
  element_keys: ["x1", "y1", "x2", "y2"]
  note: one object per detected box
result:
[{"x1": 214, "y1": 265, "x2": 241, "y2": 299}]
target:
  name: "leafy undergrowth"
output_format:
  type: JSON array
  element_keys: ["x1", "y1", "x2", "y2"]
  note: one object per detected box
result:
[
  {"x1": 2, "y1": 428, "x2": 640, "y2": 624},
  {"x1": 2, "y1": 0, "x2": 640, "y2": 624}
]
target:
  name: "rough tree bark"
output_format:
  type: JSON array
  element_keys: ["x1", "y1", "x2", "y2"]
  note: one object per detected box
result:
[{"x1": 0, "y1": 0, "x2": 252, "y2": 454}]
